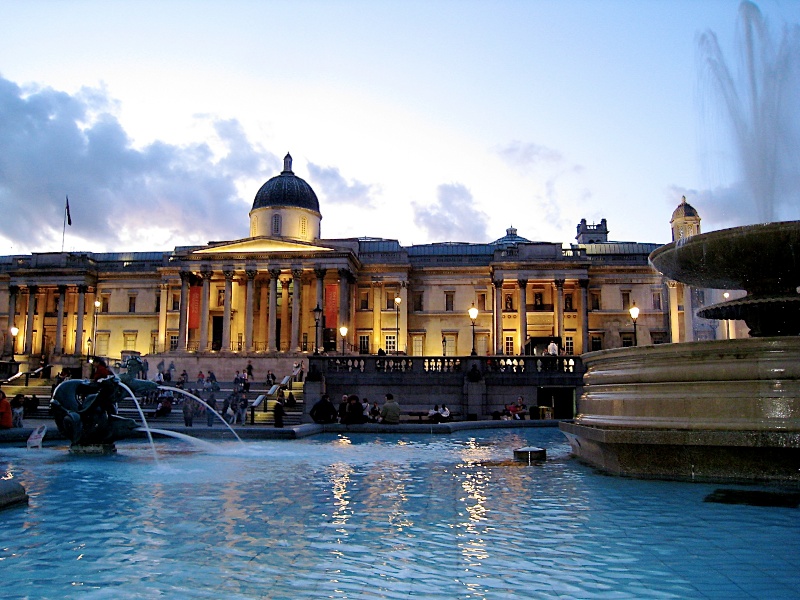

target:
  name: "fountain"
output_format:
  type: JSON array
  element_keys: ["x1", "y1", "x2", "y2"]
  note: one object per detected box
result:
[{"x1": 561, "y1": 2, "x2": 800, "y2": 483}]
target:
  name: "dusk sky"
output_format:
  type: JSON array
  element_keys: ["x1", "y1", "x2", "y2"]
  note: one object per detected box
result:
[{"x1": 1, "y1": 0, "x2": 798, "y2": 255}]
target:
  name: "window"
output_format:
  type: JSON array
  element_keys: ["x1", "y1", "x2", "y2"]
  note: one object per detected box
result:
[
  {"x1": 128, "y1": 296, "x2": 136, "y2": 313},
  {"x1": 696, "y1": 290, "x2": 706, "y2": 306},
  {"x1": 302, "y1": 333, "x2": 308, "y2": 352},
  {"x1": 359, "y1": 290, "x2": 369, "y2": 310},
  {"x1": 444, "y1": 334, "x2": 456, "y2": 356},
  {"x1": 123, "y1": 331, "x2": 137, "y2": 351},
  {"x1": 621, "y1": 291, "x2": 631, "y2": 311},
  {"x1": 412, "y1": 291, "x2": 423, "y2": 312},
  {"x1": 445, "y1": 292, "x2": 454, "y2": 312},
  {"x1": 504, "y1": 335, "x2": 515, "y2": 355},
  {"x1": 652, "y1": 291, "x2": 662, "y2": 311},
  {"x1": 155, "y1": 294, "x2": 161, "y2": 313},
  {"x1": 172, "y1": 294, "x2": 180, "y2": 311},
  {"x1": 169, "y1": 334, "x2": 179, "y2": 351},
  {"x1": 651, "y1": 331, "x2": 667, "y2": 345},
  {"x1": 412, "y1": 336, "x2": 423, "y2": 356},
  {"x1": 359, "y1": 335, "x2": 370, "y2": 354},
  {"x1": 477, "y1": 292, "x2": 487, "y2": 311},
  {"x1": 621, "y1": 333, "x2": 634, "y2": 347},
  {"x1": 102, "y1": 296, "x2": 110, "y2": 312},
  {"x1": 386, "y1": 291, "x2": 400, "y2": 310},
  {"x1": 300, "y1": 217, "x2": 307, "y2": 237},
  {"x1": 151, "y1": 333, "x2": 159, "y2": 354},
  {"x1": 272, "y1": 213, "x2": 282, "y2": 235},
  {"x1": 591, "y1": 334, "x2": 603, "y2": 351},
  {"x1": 97, "y1": 334, "x2": 110, "y2": 357},
  {"x1": 385, "y1": 334, "x2": 397, "y2": 354},
  {"x1": 565, "y1": 335, "x2": 574, "y2": 355},
  {"x1": 590, "y1": 291, "x2": 600, "y2": 311}
]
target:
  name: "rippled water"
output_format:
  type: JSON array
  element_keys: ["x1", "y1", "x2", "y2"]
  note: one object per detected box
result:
[{"x1": 2, "y1": 429, "x2": 799, "y2": 599}]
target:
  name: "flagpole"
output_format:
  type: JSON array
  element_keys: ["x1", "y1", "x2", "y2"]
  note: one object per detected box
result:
[{"x1": 62, "y1": 201, "x2": 67, "y2": 252}]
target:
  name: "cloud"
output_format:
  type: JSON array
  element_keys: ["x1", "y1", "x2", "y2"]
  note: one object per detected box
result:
[
  {"x1": 306, "y1": 163, "x2": 378, "y2": 208},
  {"x1": 0, "y1": 75, "x2": 276, "y2": 252},
  {"x1": 495, "y1": 140, "x2": 564, "y2": 172},
  {"x1": 412, "y1": 183, "x2": 490, "y2": 242}
]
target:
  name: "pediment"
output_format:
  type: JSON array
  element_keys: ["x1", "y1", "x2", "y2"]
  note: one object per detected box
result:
[{"x1": 192, "y1": 237, "x2": 335, "y2": 255}]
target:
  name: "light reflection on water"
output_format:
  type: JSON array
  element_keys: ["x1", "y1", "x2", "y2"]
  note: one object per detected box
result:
[{"x1": 1, "y1": 428, "x2": 799, "y2": 599}]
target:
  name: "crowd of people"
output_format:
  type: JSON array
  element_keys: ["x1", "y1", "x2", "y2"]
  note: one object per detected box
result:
[{"x1": 309, "y1": 392, "x2": 403, "y2": 425}]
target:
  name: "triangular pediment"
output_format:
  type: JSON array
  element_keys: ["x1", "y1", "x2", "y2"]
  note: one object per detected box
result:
[{"x1": 192, "y1": 236, "x2": 335, "y2": 255}]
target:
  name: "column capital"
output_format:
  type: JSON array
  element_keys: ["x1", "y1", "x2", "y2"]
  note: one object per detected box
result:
[
  {"x1": 291, "y1": 268, "x2": 303, "y2": 280},
  {"x1": 314, "y1": 267, "x2": 327, "y2": 279},
  {"x1": 493, "y1": 278, "x2": 503, "y2": 289},
  {"x1": 27, "y1": 284, "x2": 39, "y2": 294},
  {"x1": 76, "y1": 284, "x2": 88, "y2": 294},
  {"x1": 57, "y1": 284, "x2": 68, "y2": 294},
  {"x1": 517, "y1": 278, "x2": 528, "y2": 288},
  {"x1": 667, "y1": 280, "x2": 678, "y2": 288},
  {"x1": 269, "y1": 268, "x2": 282, "y2": 280},
  {"x1": 579, "y1": 278, "x2": 590, "y2": 289},
  {"x1": 246, "y1": 269, "x2": 258, "y2": 280},
  {"x1": 223, "y1": 270, "x2": 235, "y2": 281},
  {"x1": 179, "y1": 271, "x2": 193, "y2": 282},
  {"x1": 201, "y1": 270, "x2": 214, "y2": 281},
  {"x1": 554, "y1": 279, "x2": 565, "y2": 289},
  {"x1": 8, "y1": 284, "x2": 19, "y2": 296}
]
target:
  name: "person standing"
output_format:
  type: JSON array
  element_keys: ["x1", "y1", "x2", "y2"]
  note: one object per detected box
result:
[
  {"x1": 206, "y1": 393, "x2": 217, "y2": 427},
  {"x1": 0, "y1": 391, "x2": 13, "y2": 429},
  {"x1": 380, "y1": 393, "x2": 401, "y2": 424},
  {"x1": 10, "y1": 394, "x2": 24, "y2": 428},
  {"x1": 182, "y1": 399, "x2": 194, "y2": 427},
  {"x1": 273, "y1": 396, "x2": 285, "y2": 428}
]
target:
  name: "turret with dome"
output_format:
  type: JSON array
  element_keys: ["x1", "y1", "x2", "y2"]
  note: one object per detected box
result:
[{"x1": 249, "y1": 153, "x2": 322, "y2": 242}]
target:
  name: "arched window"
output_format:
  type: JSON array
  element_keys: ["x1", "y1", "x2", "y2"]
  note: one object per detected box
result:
[{"x1": 272, "y1": 213, "x2": 282, "y2": 235}]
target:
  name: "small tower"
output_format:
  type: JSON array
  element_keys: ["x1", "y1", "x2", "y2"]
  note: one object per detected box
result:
[
  {"x1": 575, "y1": 218, "x2": 609, "y2": 244},
  {"x1": 670, "y1": 196, "x2": 701, "y2": 242}
]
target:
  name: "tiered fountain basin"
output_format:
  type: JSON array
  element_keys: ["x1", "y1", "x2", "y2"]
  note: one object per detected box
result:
[
  {"x1": 561, "y1": 337, "x2": 800, "y2": 482},
  {"x1": 561, "y1": 221, "x2": 800, "y2": 482}
]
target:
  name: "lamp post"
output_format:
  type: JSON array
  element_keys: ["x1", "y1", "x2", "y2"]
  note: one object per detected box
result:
[
  {"x1": 468, "y1": 303, "x2": 478, "y2": 355},
  {"x1": 394, "y1": 293, "x2": 401, "y2": 354},
  {"x1": 93, "y1": 298, "x2": 101, "y2": 357},
  {"x1": 9, "y1": 325, "x2": 18, "y2": 363},
  {"x1": 629, "y1": 302, "x2": 639, "y2": 346},
  {"x1": 87, "y1": 337, "x2": 93, "y2": 364},
  {"x1": 339, "y1": 325, "x2": 348, "y2": 355},
  {"x1": 442, "y1": 335, "x2": 446, "y2": 357},
  {"x1": 723, "y1": 292, "x2": 731, "y2": 339},
  {"x1": 312, "y1": 304, "x2": 323, "y2": 354}
]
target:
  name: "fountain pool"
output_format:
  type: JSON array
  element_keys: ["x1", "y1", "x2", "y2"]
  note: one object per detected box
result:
[{"x1": 2, "y1": 429, "x2": 799, "y2": 599}]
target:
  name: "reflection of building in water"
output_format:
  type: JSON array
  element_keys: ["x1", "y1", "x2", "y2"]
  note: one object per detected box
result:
[{"x1": 0, "y1": 157, "x2": 720, "y2": 374}]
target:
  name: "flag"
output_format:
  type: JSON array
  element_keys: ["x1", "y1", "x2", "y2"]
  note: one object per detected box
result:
[{"x1": 66, "y1": 196, "x2": 72, "y2": 226}]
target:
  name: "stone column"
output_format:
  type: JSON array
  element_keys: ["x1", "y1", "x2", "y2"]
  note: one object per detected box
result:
[
  {"x1": 371, "y1": 281, "x2": 382, "y2": 353},
  {"x1": 399, "y1": 281, "x2": 408, "y2": 354},
  {"x1": 74, "y1": 284, "x2": 86, "y2": 356},
  {"x1": 199, "y1": 270, "x2": 212, "y2": 351},
  {"x1": 338, "y1": 269, "x2": 350, "y2": 330},
  {"x1": 314, "y1": 268, "x2": 326, "y2": 352},
  {"x1": 518, "y1": 278, "x2": 528, "y2": 354},
  {"x1": 554, "y1": 279, "x2": 565, "y2": 340},
  {"x1": 290, "y1": 269, "x2": 303, "y2": 352},
  {"x1": 280, "y1": 276, "x2": 292, "y2": 352},
  {"x1": 493, "y1": 278, "x2": 504, "y2": 354},
  {"x1": 222, "y1": 270, "x2": 234, "y2": 352},
  {"x1": 5, "y1": 285, "x2": 18, "y2": 356},
  {"x1": 579, "y1": 279, "x2": 590, "y2": 354},
  {"x1": 178, "y1": 271, "x2": 191, "y2": 351},
  {"x1": 245, "y1": 269, "x2": 257, "y2": 352},
  {"x1": 158, "y1": 283, "x2": 169, "y2": 352},
  {"x1": 259, "y1": 280, "x2": 268, "y2": 349},
  {"x1": 24, "y1": 285, "x2": 37, "y2": 355},
  {"x1": 268, "y1": 269, "x2": 280, "y2": 352},
  {"x1": 667, "y1": 280, "x2": 680, "y2": 342},
  {"x1": 682, "y1": 284, "x2": 694, "y2": 342},
  {"x1": 53, "y1": 285, "x2": 66, "y2": 355}
]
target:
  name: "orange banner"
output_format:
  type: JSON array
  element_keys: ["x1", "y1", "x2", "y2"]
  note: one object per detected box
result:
[{"x1": 188, "y1": 285, "x2": 201, "y2": 329}]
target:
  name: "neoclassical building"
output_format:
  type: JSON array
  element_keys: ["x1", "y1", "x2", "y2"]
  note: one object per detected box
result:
[{"x1": 0, "y1": 155, "x2": 716, "y2": 377}]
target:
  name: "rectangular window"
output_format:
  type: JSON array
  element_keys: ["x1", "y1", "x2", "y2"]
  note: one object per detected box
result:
[
  {"x1": 412, "y1": 336, "x2": 424, "y2": 356},
  {"x1": 444, "y1": 334, "x2": 456, "y2": 356},
  {"x1": 169, "y1": 334, "x2": 179, "y2": 351},
  {"x1": 565, "y1": 335, "x2": 574, "y2": 355},
  {"x1": 272, "y1": 214, "x2": 281, "y2": 235},
  {"x1": 123, "y1": 332, "x2": 137, "y2": 351},
  {"x1": 590, "y1": 291, "x2": 600, "y2": 311},
  {"x1": 359, "y1": 334, "x2": 370, "y2": 354},
  {"x1": 386, "y1": 291, "x2": 400, "y2": 310},
  {"x1": 591, "y1": 334, "x2": 603, "y2": 351},
  {"x1": 300, "y1": 217, "x2": 307, "y2": 237},
  {"x1": 504, "y1": 335, "x2": 515, "y2": 355},
  {"x1": 412, "y1": 291, "x2": 423, "y2": 312},
  {"x1": 651, "y1": 331, "x2": 667, "y2": 345},
  {"x1": 155, "y1": 294, "x2": 161, "y2": 313},
  {"x1": 652, "y1": 291, "x2": 662, "y2": 311},
  {"x1": 477, "y1": 292, "x2": 487, "y2": 311},
  {"x1": 621, "y1": 333, "x2": 634, "y2": 347},
  {"x1": 359, "y1": 290, "x2": 369, "y2": 310},
  {"x1": 97, "y1": 333, "x2": 110, "y2": 357},
  {"x1": 172, "y1": 294, "x2": 180, "y2": 311},
  {"x1": 696, "y1": 290, "x2": 706, "y2": 306},
  {"x1": 445, "y1": 292, "x2": 454, "y2": 312},
  {"x1": 477, "y1": 335, "x2": 488, "y2": 356},
  {"x1": 128, "y1": 296, "x2": 136, "y2": 313},
  {"x1": 302, "y1": 333, "x2": 308, "y2": 352},
  {"x1": 621, "y1": 291, "x2": 631, "y2": 311},
  {"x1": 151, "y1": 333, "x2": 159, "y2": 354},
  {"x1": 385, "y1": 334, "x2": 397, "y2": 354}
]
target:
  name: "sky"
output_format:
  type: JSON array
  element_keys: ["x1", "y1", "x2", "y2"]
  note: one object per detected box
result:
[{"x1": 0, "y1": 0, "x2": 799, "y2": 255}]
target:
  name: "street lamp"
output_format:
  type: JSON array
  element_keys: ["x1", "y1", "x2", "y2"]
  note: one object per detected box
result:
[
  {"x1": 629, "y1": 302, "x2": 639, "y2": 346},
  {"x1": 468, "y1": 303, "x2": 478, "y2": 355},
  {"x1": 93, "y1": 298, "x2": 101, "y2": 357},
  {"x1": 442, "y1": 335, "x2": 446, "y2": 356},
  {"x1": 9, "y1": 325, "x2": 18, "y2": 363},
  {"x1": 312, "y1": 304, "x2": 323, "y2": 354},
  {"x1": 87, "y1": 336, "x2": 93, "y2": 364},
  {"x1": 339, "y1": 325, "x2": 348, "y2": 355},
  {"x1": 723, "y1": 292, "x2": 731, "y2": 339},
  {"x1": 394, "y1": 293, "x2": 401, "y2": 354}
]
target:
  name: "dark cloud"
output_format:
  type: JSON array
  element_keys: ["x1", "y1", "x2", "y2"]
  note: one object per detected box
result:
[
  {"x1": 412, "y1": 183, "x2": 489, "y2": 242},
  {"x1": 306, "y1": 163, "x2": 377, "y2": 208},
  {"x1": 0, "y1": 75, "x2": 277, "y2": 252}
]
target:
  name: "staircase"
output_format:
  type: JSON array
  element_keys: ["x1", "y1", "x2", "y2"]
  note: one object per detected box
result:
[{"x1": 251, "y1": 380, "x2": 304, "y2": 426}]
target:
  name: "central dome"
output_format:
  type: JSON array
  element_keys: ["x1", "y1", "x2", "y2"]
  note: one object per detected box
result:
[{"x1": 252, "y1": 153, "x2": 320, "y2": 212}]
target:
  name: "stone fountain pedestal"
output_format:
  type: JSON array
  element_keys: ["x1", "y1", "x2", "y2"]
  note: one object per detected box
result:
[{"x1": 561, "y1": 337, "x2": 800, "y2": 482}]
